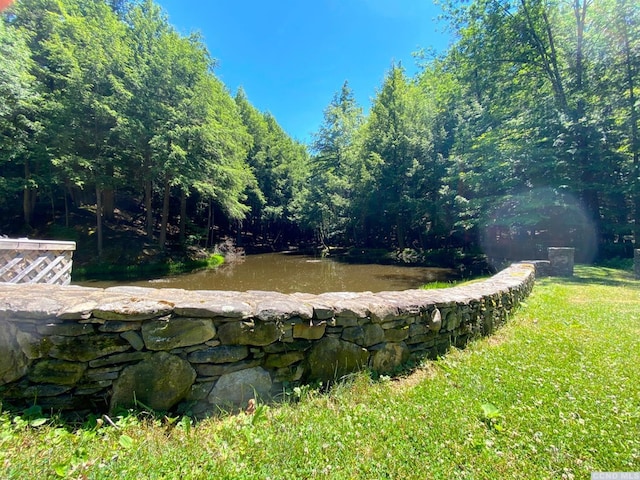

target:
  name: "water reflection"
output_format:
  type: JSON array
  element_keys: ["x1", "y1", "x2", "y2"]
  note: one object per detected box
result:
[{"x1": 80, "y1": 252, "x2": 458, "y2": 294}]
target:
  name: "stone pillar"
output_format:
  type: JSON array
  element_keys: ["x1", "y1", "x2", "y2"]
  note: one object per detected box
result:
[
  {"x1": 548, "y1": 247, "x2": 575, "y2": 277},
  {"x1": 635, "y1": 249, "x2": 640, "y2": 280}
]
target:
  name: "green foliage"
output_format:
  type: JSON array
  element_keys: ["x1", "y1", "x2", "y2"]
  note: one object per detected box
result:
[
  {"x1": 440, "y1": 0, "x2": 640, "y2": 251},
  {"x1": 480, "y1": 402, "x2": 504, "y2": 432},
  {"x1": 235, "y1": 90, "x2": 311, "y2": 246},
  {"x1": 421, "y1": 281, "x2": 456, "y2": 290},
  {"x1": 357, "y1": 64, "x2": 441, "y2": 248},
  {"x1": 189, "y1": 76, "x2": 254, "y2": 222},
  {"x1": 304, "y1": 81, "x2": 364, "y2": 245},
  {"x1": 0, "y1": 0, "x2": 301, "y2": 252},
  {"x1": 0, "y1": 16, "x2": 42, "y2": 224}
]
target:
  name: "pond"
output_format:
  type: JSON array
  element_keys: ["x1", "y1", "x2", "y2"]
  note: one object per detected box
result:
[{"x1": 77, "y1": 252, "x2": 459, "y2": 294}]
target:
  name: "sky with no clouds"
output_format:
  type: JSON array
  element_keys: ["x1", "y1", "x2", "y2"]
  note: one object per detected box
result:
[{"x1": 154, "y1": 0, "x2": 452, "y2": 143}]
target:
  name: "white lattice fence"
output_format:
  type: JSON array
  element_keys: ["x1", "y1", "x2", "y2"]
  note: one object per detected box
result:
[{"x1": 0, "y1": 239, "x2": 76, "y2": 285}]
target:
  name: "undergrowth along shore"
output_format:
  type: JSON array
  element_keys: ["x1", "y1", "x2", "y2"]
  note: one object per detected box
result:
[
  {"x1": 1, "y1": 265, "x2": 639, "y2": 479},
  {"x1": 72, "y1": 253, "x2": 224, "y2": 281}
]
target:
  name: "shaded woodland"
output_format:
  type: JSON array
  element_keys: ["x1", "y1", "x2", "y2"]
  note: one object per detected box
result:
[{"x1": 1, "y1": 0, "x2": 638, "y2": 266}]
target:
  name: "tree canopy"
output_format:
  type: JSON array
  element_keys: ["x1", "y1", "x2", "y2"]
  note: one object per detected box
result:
[{"x1": 1, "y1": 0, "x2": 638, "y2": 264}]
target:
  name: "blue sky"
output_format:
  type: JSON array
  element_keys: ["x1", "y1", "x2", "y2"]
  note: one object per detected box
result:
[{"x1": 155, "y1": 0, "x2": 452, "y2": 144}]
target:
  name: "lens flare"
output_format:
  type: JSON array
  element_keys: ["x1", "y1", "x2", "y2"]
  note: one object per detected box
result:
[
  {"x1": 0, "y1": 0, "x2": 15, "y2": 12},
  {"x1": 481, "y1": 188, "x2": 597, "y2": 268}
]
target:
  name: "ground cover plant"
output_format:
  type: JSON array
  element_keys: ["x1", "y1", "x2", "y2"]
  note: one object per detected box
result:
[{"x1": 1, "y1": 265, "x2": 638, "y2": 479}]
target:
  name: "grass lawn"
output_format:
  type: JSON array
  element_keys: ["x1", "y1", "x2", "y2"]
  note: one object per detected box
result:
[{"x1": 1, "y1": 265, "x2": 639, "y2": 479}]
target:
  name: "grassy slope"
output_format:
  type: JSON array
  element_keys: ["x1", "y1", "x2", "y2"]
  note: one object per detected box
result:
[{"x1": 1, "y1": 266, "x2": 639, "y2": 479}]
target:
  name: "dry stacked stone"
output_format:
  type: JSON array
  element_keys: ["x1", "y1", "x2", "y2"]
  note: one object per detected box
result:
[{"x1": 0, "y1": 263, "x2": 535, "y2": 417}]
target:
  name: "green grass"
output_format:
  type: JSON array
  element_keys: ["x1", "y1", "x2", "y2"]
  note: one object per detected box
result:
[
  {"x1": 1, "y1": 265, "x2": 639, "y2": 479},
  {"x1": 421, "y1": 275, "x2": 490, "y2": 289},
  {"x1": 421, "y1": 280, "x2": 457, "y2": 289}
]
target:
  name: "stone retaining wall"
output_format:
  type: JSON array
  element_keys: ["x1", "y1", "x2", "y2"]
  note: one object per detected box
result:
[{"x1": 0, "y1": 263, "x2": 535, "y2": 417}]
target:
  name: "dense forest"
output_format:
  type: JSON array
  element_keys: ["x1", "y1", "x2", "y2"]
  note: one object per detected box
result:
[{"x1": 1, "y1": 0, "x2": 638, "y2": 267}]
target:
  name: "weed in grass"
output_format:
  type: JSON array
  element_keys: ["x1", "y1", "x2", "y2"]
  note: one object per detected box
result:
[{"x1": 480, "y1": 402, "x2": 505, "y2": 433}]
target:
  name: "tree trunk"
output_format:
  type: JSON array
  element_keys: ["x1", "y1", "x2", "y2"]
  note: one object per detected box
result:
[
  {"x1": 206, "y1": 200, "x2": 213, "y2": 248},
  {"x1": 64, "y1": 185, "x2": 70, "y2": 228},
  {"x1": 23, "y1": 159, "x2": 34, "y2": 227},
  {"x1": 145, "y1": 179, "x2": 153, "y2": 240},
  {"x1": 396, "y1": 214, "x2": 406, "y2": 250},
  {"x1": 102, "y1": 163, "x2": 115, "y2": 220},
  {"x1": 179, "y1": 188, "x2": 187, "y2": 245},
  {"x1": 103, "y1": 188, "x2": 115, "y2": 220},
  {"x1": 159, "y1": 177, "x2": 170, "y2": 250},
  {"x1": 571, "y1": 0, "x2": 601, "y2": 241},
  {"x1": 144, "y1": 148, "x2": 154, "y2": 240},
  {"x1": 96, "y1": 185, "x2": 103, "y2": 258},
  {"x1": 621, "y1": 9, "x2": 640, "y2": 243}
]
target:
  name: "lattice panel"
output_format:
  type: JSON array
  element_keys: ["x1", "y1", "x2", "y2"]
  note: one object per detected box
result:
[{"x1": 0, "y1": 250, "x2": 73, "y2": 285}]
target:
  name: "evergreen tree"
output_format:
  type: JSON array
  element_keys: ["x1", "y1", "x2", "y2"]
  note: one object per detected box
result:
[
  {"x1": 306, "y1": 81, "x2": 363, "y2": 245},
  {"x1": 0, "y1": 17, "x2": 41, "y2": 228}
]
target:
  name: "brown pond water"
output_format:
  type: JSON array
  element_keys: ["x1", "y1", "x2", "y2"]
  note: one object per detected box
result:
[{"x1": 77, "y1": 252, "x2": 459, "y2": 294}]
